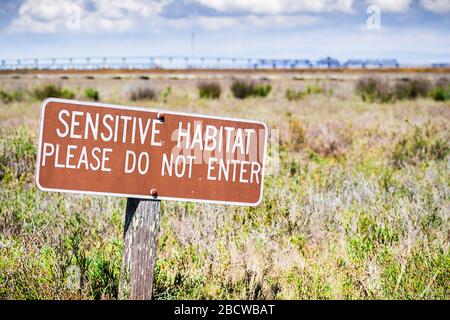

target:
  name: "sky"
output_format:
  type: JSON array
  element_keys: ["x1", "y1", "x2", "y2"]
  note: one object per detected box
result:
[{"x1": 0, "y1": 0, "x2": 449, "y2": 64}]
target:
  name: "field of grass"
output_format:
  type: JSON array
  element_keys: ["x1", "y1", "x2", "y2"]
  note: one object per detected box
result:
[{"x1": 0, "y1": 71, "x2": 449, "y2": 299}]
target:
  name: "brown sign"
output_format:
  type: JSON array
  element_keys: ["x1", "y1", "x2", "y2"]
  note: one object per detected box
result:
[{"x1": 36, "y1": 98, "x2": 267, "y2": 206}]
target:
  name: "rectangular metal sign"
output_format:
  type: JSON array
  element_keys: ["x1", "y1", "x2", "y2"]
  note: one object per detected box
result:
[{"x1": 36, "y1": 98, "x2": 267, "y2": 206}]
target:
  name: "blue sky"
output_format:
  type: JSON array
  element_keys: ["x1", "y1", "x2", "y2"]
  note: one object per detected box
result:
[{"x1": 0, "y1": 0, "x2": 449, "y2": 63}]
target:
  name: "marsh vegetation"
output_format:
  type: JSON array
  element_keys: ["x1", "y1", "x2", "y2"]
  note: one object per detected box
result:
[{"x1": 0, "y1": 71, "x2": 449, "y2": 299}]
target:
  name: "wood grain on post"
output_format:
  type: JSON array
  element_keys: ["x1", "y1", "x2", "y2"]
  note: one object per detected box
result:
[{"x1": 120, "y1": 198, "x2": 161, "y2": 300}]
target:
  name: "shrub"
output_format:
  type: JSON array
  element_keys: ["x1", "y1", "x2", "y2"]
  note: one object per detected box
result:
[
  {"x1": 125, "y1": 84, "x2": 157, "y2": 101},
  {"x1": 0, "y1": 127, "x2": 36, "y2": 181},
  {"x1": 394, "y1": 78, "x2": 432, "y2": 100},
  {"x1": 32, "y1": 84, "x2": 75, "y2": 100},
  {"x1": 431, "y1": 78, "x2": 450, "y2": 102},
  {"x1": 161, "y1": 86, "x2": 172, "y2": 103},
  {"x1": 288, "y1": 119, "x2": 307, "y2": 151},
  {"x1": 355, "y1": 77, "x2": 393, "y2": 102},
  {"x1": 306, "y1": 83, "x2": 322, "y2": 95},
  {"x1": 0, "y1": 89, "x2": 24, "y2": 103},
  {"x1": 286, "y1": 81, "x2": 331, "y2": 101},
  {"x1": 254, "y1": 83, "x2": 272, "y2": 97},
  {"x1": 285, "y1": 88, "x2": 305, "y2": 101},
  {"x1": 231, "y1": 80, "x2": 254, "y2": 99},
  {"x1": 230, "y1": 80, "x2": 272, "y2": 99},
  {"x1": 197, "y1": 81, "x2": 221, "y2": 99},
  {"x1": 435, "y1": 77, "x2": 450, "y2": 89},
  {"x1": 308, "y1": 124, "x2": 353, "y2": 158},
  {"x1": 391, "y1": 123, "x2": 449, "y2": 167},
  {"x1": 84, "y1": 88, "x2": 100, "y2": 101},
  {"x1": 356, "y1": 76, "x2": 446, "y2": 102},
  {"x1": 431, "y1": 86, "x2": 449, "y2": 102},
  {"x1": 87, "y1": 251, "x2": 120, "y2": 300}
]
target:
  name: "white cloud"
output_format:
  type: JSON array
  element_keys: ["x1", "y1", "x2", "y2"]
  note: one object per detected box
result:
[
  {"x1": 5, "y1": 0, "x2": 449, "y2": 35},
  {"x1": 191, "y1": 14, "x2": 319, "y2": 30},
  {"x1": 366, "y1": 0, "x2": 413, "y2": 12},
  {"x1": 420, "y1": 0, "x2": 450, "y2": 13},
  {"x1": 194, "y1": 16, "x2": 239, "y2": 29},
  {"x1": 6, "y1": 0, "x2": 324, "y2": 33},
  {"x1": 366, "y1": 0, "x2": 450, "y2": 13},
  {"x1": 6, "y1": 0, "x2": 166, "y2": 33},
  {"x1": 194, "y1": 0, "x2": 354, "y2": 14}
]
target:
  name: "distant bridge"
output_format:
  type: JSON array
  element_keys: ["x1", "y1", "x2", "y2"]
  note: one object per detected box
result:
[
  {"x1": 0, "y1": 55, "x2": 447, "y2": 71},
  {"x1": 0, "y1": 56, "x2": 312, "y2": 70}
]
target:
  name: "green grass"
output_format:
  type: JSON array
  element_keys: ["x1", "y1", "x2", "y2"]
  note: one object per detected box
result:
[
  {"x1": 285, "y1": 88, "x2": 305, "y2": 101},
  {"x1": 286, "y1": 82, "x2": 331, "y2": 101}
]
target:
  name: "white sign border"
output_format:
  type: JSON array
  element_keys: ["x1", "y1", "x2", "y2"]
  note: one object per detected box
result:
[{"x1": 35, "y1": 98, "x2": 268, "y2": 207}]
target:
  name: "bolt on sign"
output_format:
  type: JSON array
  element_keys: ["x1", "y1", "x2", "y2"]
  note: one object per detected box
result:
[{"x1": 36, "y1": 98, "x2": 268, "y2": 206}]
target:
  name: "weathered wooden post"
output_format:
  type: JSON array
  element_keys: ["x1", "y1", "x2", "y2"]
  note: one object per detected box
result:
[{"x1": 120, "y1": 198, "x2": 161, "y2": 300}]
